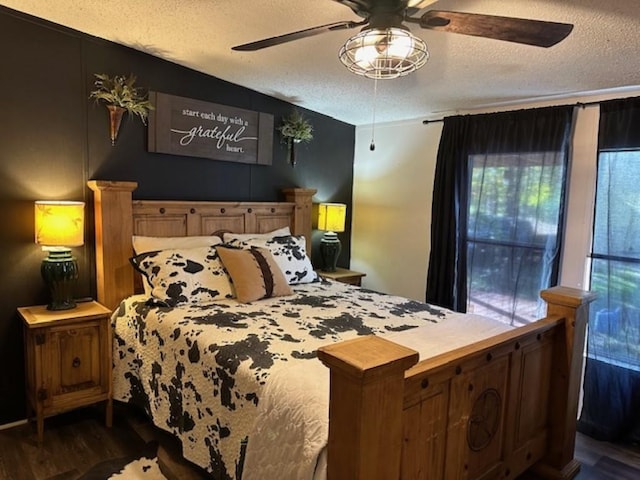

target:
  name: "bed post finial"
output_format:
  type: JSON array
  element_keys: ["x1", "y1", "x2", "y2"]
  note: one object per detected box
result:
[
  {"x1": 318, "y1": 335, "x2": 419, "y2": 480},
  {"x1": 87, "y1": 180, "x2": 138, "y2": 310},
  {"x1": 282, "y1": 188, "x2": 316, "y2": 253},
  {"x1": 537, "y1": 286, "x2": 597, "y2": 479}
]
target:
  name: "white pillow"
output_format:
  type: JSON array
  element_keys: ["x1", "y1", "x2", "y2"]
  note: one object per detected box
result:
[
  {"x1": 222, "y1": 226, "x2": 291, "y2": 242},
  {"x1": 130, "y1": 245, "x2": 234, "y2": 307},
  {"x1": 133, "y1": 235, "x2": 222, "y2": 254},
  {"x1": 226, "y1": 235, "x2": 318, "y2": 285}
]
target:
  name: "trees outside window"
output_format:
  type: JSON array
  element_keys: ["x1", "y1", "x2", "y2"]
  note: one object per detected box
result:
[
  {"x1": 588, "y1": 150, "x2": 640, "y2": 370},
  {"x1": 466, "y1": 153, "x2": 565, "y2": 325}
]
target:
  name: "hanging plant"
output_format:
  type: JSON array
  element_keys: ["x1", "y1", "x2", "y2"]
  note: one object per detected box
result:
[
  {"x1": 279, "y1": 110, "x2": 314, "y2": 143},
  {"x1": 278, "y1": 110, "x2": 313, "y2": 166},
  {"x1": 89, "y1": 73, "x2": 154, "y2": 145}
]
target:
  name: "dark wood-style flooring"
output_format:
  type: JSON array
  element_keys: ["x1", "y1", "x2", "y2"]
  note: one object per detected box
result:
[
  {"x1": 0, "y1": 403, "x2": 638, "y2": 479},
  {"x1": 518, "y1": 433, "x2": 640, "y2": 480},
  {"x1": 0, "y1": 404, "x2": 209, "y2": 480}
]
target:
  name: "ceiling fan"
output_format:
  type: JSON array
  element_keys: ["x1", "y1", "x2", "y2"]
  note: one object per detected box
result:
[{"x1": 231, "y1": 0, "x2": 574, "y2": 53}]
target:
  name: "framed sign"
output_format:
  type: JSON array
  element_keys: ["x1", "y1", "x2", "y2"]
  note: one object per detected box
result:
[{"x1": 147, "y1": 92, "x2": 273, "y2": 165}]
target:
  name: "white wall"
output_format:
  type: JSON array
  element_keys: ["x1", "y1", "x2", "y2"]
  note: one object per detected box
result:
[
  {"x1": 559, "y1": 105, "x2": 600, "y2": 289},
  {"x1": 352, "y1": 89, "x2": 640, "y2": 301},
  {"x1": 350, "y1": 119, "x2": 442, "y2": 301}
]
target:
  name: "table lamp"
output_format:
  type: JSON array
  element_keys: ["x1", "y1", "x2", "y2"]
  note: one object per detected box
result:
[
  {"x1": 35, "y1": 201, "x2": 85, "y2": 310},
  {"x1": 317, "y1": 203, "x2": 346, "y2": 272}
]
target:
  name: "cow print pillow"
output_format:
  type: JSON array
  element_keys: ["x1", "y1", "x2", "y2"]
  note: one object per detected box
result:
[
  {"x1": 226, "y1": 235, "x2": 319, "y2": 285},
  {"x1": 130, "y1": 245, "x2": 234, "y2": 307}
]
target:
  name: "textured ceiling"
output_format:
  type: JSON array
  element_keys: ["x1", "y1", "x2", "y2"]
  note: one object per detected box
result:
[{"x1": 2, "y1": 0, "x2": 640, "y2": 125}]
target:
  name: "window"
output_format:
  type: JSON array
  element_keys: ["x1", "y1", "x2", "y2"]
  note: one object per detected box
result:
[
  {"x1": 578, "y1": 99, "x2": 640, "y2": 442},
  {"x1": 466, "y1": 152, "x2": 566, "y2": 325},
  {"x1": 588, "y1": 150, "x2": 640, "y2": 370},
  {"x1": 425, "y1": 106, "x2": 573, "y2": 319}
]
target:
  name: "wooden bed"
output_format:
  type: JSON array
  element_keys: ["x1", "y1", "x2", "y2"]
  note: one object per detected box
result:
[{"x1": 88, "y1": 179, "x2": 596, "y2": 480}]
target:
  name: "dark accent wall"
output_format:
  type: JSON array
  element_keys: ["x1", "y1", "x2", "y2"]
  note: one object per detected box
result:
[{"x1": 0, "y1": 6, "x2": 355, "y2": 424}]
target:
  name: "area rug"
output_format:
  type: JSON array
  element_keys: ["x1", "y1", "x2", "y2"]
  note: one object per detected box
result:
[{"x1": 77, "y1": 441, "x2": 167, "y2": 480}]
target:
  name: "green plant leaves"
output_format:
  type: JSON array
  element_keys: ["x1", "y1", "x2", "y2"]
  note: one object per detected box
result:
[
  {"x1": 89, "y1": 73, "x2": 154, "y2": 124},
  {"x1": 278, "y1": 110, "x2": 313, "y2": 142}
]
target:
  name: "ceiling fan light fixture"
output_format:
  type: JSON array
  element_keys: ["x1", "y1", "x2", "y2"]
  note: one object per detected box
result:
[{"x1": 338, "y1": 27, "x2": 428, "y2": 79}]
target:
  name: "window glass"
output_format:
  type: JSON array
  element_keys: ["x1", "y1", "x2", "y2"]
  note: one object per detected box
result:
[
  {"x1": 588, "y1": 151, "x2": 640, "y2": 370},
  {"x1": 466, "y1": 152, "x2": 565, "y2": 325}
]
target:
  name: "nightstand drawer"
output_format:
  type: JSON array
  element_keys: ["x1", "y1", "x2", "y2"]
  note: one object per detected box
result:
[
  {"x1": 53, "y1": 323, "x2": 102, "y2": 395},
  {"x1": 317, "y1": 267, "x2": 366, "y2": 286},
  {"x1": 336, "y1": 275, "x2": 364, "y2": 286}
]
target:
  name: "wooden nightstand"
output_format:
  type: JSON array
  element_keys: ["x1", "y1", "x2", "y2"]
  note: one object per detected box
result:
[
  {"x1": 317, "y1": 267, "x2": 366, "y2": 286},
  {"x1": 18, "y1": 301, "x2": 113, "y2": 443}
]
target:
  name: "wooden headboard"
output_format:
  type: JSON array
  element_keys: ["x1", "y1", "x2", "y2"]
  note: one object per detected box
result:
[{"x1": 87, "y1": 180, "x2": 317, "y2": 310}]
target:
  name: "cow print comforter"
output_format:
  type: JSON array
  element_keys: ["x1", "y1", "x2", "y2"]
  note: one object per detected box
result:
[{"x1": 111, "y1": 279, "x2": 457, "y2": 479}]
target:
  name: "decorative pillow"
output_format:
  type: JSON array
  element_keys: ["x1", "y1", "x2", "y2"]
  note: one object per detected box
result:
[
  {"x1": 226, "y1": 235, "x2": 318, "y2": 285},
  {"x1": 215, "y1": 245, "x2": 293, "y2": 303},
  {"x1": 130, "y1": 246, "x2": 233, "y2": 306},
  {"x1": 222, "y1": 226, "x2": 291, "y2": 242},
  {"x1": 132, "y1": 236, "x2": 223, "y2": 295},
  {"x1": 132, "y1": 235, "x2": 222, "y2": 254}
]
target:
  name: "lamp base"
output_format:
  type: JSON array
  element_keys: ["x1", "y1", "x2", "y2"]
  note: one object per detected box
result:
[
  {"x1": 320, "y1": 232, "x2": 342, "y2": 272},
  {"x1": 41, "y1": 247, "x2": 78, "y2": 311}
]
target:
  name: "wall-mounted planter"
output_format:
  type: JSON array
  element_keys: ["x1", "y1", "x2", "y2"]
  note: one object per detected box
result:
[
  {"x1": 89, "y1": 73, "x2": 153, "y2": 146},
  {"x1": 288, "y1": 138, "x2": 303, "y2": 166},
  {"x1": 279, "y1": 110, "x2": 313, "y2": 167},
  {"x1": 107, "y1": 105, "x2": 126, "y2": 146}
]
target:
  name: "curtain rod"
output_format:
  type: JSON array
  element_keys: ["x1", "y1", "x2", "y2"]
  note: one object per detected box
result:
[{"x1": 422, "y1": 100, "x2": 602, "y2": 125}]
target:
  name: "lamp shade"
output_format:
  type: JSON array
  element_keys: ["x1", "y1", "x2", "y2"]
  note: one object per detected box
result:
[
  {"x1": 317, "y1": 203, "x2": 346, "y2": 233},
  {"x1": 35, "y1": 201, "x2": 85, "y2": 247}
]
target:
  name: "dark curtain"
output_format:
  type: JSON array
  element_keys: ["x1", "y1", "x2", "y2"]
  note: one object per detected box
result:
[
  {"x1": 598, "y1": 97, "x2": 640, "y2": 149},
  {"x1": 578, "y1": 97, "x2": 640, "y2": 442},
  {"x1": 426, "y1": 106, "x2": 574, "y2": 320}
]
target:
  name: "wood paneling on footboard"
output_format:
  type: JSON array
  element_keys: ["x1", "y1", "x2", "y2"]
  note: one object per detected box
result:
[
  {"x1": 319, "y1": 287, "x2": 597, "y2": 480},
  {"x1": 402, "y1": 385, "x2": 449, "y2": 479},
  {"x1": 401, "y1": 322, "x2": 557, "y2": 480}
]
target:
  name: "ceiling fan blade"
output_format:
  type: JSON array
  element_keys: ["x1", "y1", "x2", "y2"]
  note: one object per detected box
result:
[
  {"x1": 232, "y1": 20, "x2": 367, "y2": 51},
  {"x1": 419, "y1": 10, "x2": 573, "y2": 47}
]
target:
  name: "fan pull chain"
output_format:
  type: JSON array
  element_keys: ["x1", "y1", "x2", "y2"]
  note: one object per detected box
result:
[{"x1": 370, "y1": 78, "x2": 378, "y2": 151}]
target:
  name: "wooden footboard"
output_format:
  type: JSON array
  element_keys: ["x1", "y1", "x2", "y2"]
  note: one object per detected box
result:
[{"x1": 318, "y1": 286, "x2": 596, "y2": 480}]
